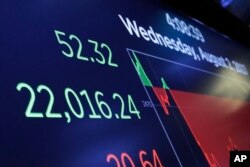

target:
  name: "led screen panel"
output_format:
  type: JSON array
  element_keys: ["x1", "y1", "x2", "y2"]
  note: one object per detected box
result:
[{"x1": 1, "y1": 0, "x2": 250, "y2": 167}]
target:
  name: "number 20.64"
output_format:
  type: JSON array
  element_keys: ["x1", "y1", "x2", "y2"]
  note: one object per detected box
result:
[{"x1": 54, "y1": 30, "x2": 118, "y2": 68}]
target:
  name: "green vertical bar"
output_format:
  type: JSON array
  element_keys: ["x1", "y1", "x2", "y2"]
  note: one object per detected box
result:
[
  {"x1": 161, "y1": 77, "x2": 169, "y2": 90},
  {"x1": 130, "y1": 52, "x2": 153, "y2": 87}
]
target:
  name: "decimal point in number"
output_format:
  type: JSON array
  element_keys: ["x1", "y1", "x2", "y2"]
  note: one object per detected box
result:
[
  {"x1": 115, "y1": 114, "x2": 119, "y2": 119},
  {"x1": 64, "y1": 111, "x2": 71, "y2": 123},
  {"x1": 90, "y1": 57, "x2": 95, "y2": 62}
]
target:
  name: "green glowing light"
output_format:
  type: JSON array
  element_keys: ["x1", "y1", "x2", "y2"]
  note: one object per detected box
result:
[
  {"x1": 95, "y1": 91, "x2": 112, "y2": 119},
  {"x1": 37, "y1": 85, "x2": 62, "y2": 118},
  {"x1": 54, "y1": 30, "x2": 74, "y2": 58},
  {"x1": 130, "y1": 52, "x2": 152, "y2": 87},
  {"x1": 17, "y1": 81, "x2": 140, "y2": 121},
  {"x1": 16, "y1": 82, "x2": 44, "y2": 118},
  {"x1": 65, "y1": 88, "x2": 84, "y2": 119},
  {"x1": 80, "y1": 90, "x2": 102, "y2": 119},
  {"x1": 88, "y1": 40, "x2": 106, "y2": 65},
  {"x1": 128, "y1": 95, "x2": 141, "y2": 119},
  {"x1": 161, "y1": 77, "x2": 169, "y2": 90},
  {"x1": 101, "y1": 43, "x2": 118, "y2": 67},
  {"x1": 64, "y1": 111, "x2": 71, "y2": 123},
  {"x1": 69, "y1": 34, "x2": 89, "y2": 61},
  {"x1": 55, "y1": 29, "x2": 118, "y2": 68},
  {"x1": 113, "y1": 93, "x2": 130, "y2": 119}
]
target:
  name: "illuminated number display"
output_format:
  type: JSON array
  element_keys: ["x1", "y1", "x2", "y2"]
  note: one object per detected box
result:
[
  {"x1": 54, "y1": 30, "x2": 118, "y2": 67},
  {"x1": 2, "y1": 0, "x2": 250, "y2": 166},
  {"x1": 166, "y1": 12, "x2": 205, "y2": 43},
  {"x1": 16, "y1": 82, "x2": 141, "y2": 123},
  {"x1": 107, "y1": 149, "x2": 164, "y2": 167}
]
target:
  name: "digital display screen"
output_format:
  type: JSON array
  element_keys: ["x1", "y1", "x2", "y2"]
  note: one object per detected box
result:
[{"x1": 1, "y1": 1, "x2": 250, "y2": 166}]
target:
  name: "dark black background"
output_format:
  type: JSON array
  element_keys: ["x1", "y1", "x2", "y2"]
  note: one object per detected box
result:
[{"x1": 161, "y1": 0, "x2": 250, "y2": 48}]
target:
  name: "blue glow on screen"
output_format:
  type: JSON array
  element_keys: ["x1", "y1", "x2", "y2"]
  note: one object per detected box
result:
[{"x1": 220, "y1": 0, "x2": 234, "y2": 7}]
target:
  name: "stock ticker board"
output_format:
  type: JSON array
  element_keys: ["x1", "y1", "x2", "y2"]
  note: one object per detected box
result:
[{"x1": 1, "y1": 0, "x2": 250, "y2": 167}]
